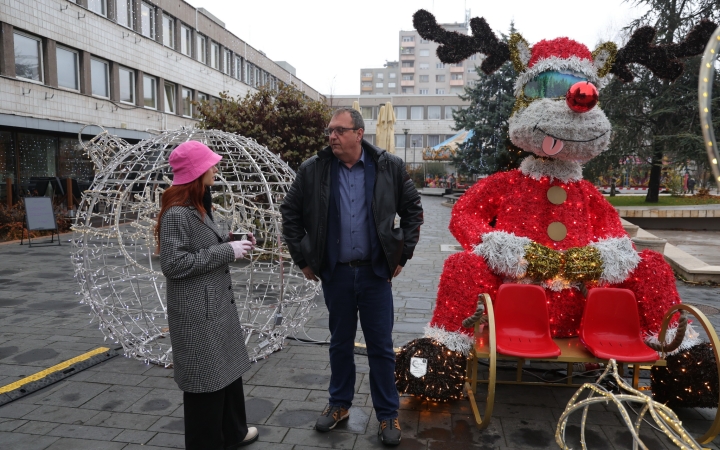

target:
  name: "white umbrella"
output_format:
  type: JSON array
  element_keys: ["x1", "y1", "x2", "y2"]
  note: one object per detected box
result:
[
  {"x1": 376, "y1": 105, "x2": 387, "y2": 150},
  {"x1": 384, "y1": 102, "x2": 396, "y2": 154}
]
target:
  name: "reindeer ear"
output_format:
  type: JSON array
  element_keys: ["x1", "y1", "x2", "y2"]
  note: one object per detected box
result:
[
  {"x1": 509, "y1": 34, "x2": 531, "y2": 72},
  {"x1": 591, "y1": 42, "x2": 618, "y2": 78}
]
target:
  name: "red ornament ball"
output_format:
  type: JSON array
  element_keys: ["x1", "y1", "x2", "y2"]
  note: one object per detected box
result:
[{"x1": 566, "y1": 81, "x2": 599, "y2": 113}]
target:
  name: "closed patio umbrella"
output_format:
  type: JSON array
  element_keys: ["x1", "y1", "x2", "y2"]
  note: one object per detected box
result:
[
  {"x1": 376, "y1": 105, "x2": 387, "y2": 150},
  {"x1": 352, "y1": 100, "x2": 361, "y2": 113},
  {"x1": 384, "y1": 102, "x2": 396, "y2": 154}
]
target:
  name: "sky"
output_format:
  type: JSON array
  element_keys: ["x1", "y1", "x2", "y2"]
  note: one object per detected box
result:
[{"x1": 183, "y1": 0, "x2": 647, "y2": 96}]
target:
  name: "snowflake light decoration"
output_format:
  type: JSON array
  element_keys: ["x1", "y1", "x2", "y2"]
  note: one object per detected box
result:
[{"x1": 71, "y1": 128, "x2": 319, "y2": 365}]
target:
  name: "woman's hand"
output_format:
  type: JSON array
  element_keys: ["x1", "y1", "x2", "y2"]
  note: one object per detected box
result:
[{"x1": 229, "y1": 240, "x2": 254, "y2": 259}]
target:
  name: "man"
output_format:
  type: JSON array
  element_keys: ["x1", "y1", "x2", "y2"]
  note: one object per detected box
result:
[{"x1": 280, "y1": 108, "x2": 423, "y2": 446}]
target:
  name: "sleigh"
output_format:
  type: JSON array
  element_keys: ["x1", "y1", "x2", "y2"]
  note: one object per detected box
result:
[{"x1": 462, "y1": 284, "x2": 720, "y2": 445}]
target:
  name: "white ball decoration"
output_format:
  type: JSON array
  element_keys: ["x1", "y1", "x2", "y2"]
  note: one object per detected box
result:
[{"x1": 71, "y1": 128, "x2": 319, "y2": 365}]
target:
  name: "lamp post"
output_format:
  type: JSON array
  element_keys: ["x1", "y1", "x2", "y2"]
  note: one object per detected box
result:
[{"x1": 403, "y1": 128, "x2": 409, "y2": 163}]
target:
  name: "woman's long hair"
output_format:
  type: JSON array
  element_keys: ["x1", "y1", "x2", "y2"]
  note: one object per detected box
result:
[{"x1": 154, "y1": 176, "x2": 207, "y2": 251}]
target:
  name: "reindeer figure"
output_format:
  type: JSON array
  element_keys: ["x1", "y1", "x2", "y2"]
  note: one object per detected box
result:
[{"x1": 415, "y1": 10, "x2": 717, "y2": 353}]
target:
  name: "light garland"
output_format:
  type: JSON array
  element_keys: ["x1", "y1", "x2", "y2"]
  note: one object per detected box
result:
[
  {"x1": 71, "y1": 128, "x2": 320, "y2": 365},
  {"x1": 556, "y1": 359, "x2": 703, "y2": 449},
  {"x1": 698, "y1": 25, "x2": 720, "y2": 191},
  {"x1": 395, "y1": 338, "x2": 467, "y2": 402}
]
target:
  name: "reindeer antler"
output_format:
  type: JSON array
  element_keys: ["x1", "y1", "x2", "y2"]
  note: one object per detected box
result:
[
  {"x1": 611, "y1": 19, "x2": 718, "y2": 82},
  {"x1": 412, "y1": 9, "x2": 510, "y2": 74}
]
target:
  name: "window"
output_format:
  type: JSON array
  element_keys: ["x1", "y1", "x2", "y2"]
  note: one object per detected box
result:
[
  {"x1": 223, "y1": 50, "x2": 231, "y2": 75},
  {"x1": 411, "y1": 106, "x2": 423, "y2": 120},
  {"x1": 436, "y1": 62, "x2": 445, "y2": 69},
  {"x1": 361, "y1": 106, "x2": 374, "y2": 120},
  {"x1": 419, "y1": 75, "x2": 429, "y2": 82},
  {"x1": 141, "y1": 2, "x2": 155, "y2": 39},
  {"x1": 90, "y1": 58, "x2": 109, "y2": 98},
  {"x1": 361, "y1": 81, "x2": 371, "y2": 87},
  {"x1": 402, "y1": 36, "x2": 414, "y2": 42},
  {"x1": 419, "y1": 49, "x2": 430, "y2": 57},
  {"x1": 401, "y1": 61, "x2": 414, "y2": 68},
  {"x1": 182, "y1": 88, "x2": 192, "y2": 117},
  {"x1": 389, "y1": 73, "x2": 396, "y2": 79},
  {"x1": 210, "y1": 42, "x2": 219, "y2": 69},
  {"x1": 401, "y1": 87, "x2": 413, "y2": 94},
  {"x1": 420, "y1": 38, "x2": 429, "y2": 44},
  {"x1": 365, "y1": 135, "x2": 374, "y2": 145},
  {"x1": 428, "y1": 106, "x2": 441, "y2": 119},
  {"x1": 436, "y1": 88, "x2": 445, "y2": 94},
  {"x1": 470, "y1": 54, "x2": 478, "y2": 60},
  {"x1": 428, "y1": 135, "x2": 440, "y2": 147},
  {"x1": 164, "y1": 82, "x2": 176, "y2": 114},
  {"x1": 143, "y1": 74, "x2": 157, "y2": 109},
  {"x1": 197, "y1": 35, "x2": 206, "y2": 63},
  {"x1": 419, "y1": 63, "x2": 429, "y2": 70},
  {"x1": 363, "y1": 72, "x2": 372, "y2": 77},
  {"x1": 56, "y1": 46, "x2": 78, "y2": 90},
  {"x1": 235, "y1": 57, "x2": 243, "y2": 80},
  {"x1": 401, "y1": 48, "x2": 414, "y2": 55},
  {"x1": 388, "y1": 82, "x2": 396, "y2": 88},
  {"x1": 195, "y1": 92, "x2": 208, "y2": 117},
  {"x1": 116, "y1": 0, "x2": 133, "y2": 28},
  {"x1": 452, "y1": 62, "x2": 463, "y2": 67},
  {"x1": 450, "y1": 86, "x2": 464, "y2": 94},
  {"x1": 401, "y1": 75, "x2": 413, "y2": 81},
  {"x1": 436, "y1": 74, "x2": 446, "y2": 82},
  {"x1": 451, "y1": 73, "x2": 463, "y2": 80},
  {"x1": 445, "y1": 106, "x2": 458, "y2": 119},
  {"x1": 419, "y1": 89, "x2": 429, "y2": 95},
  {"x1": 88, "y1": 0, "x2": 107, "y2": 16},
  {"x1": 119, "y1": 67, "x2": 135, "y2": 104},
  {"x1": 180, "y1": 25, "x2": 192, "y2": 56},
  {"x1": 14, "y1": 32, "x2": 43, "y2": 82},
  {"x1": 162, "y1": 15, "x2": 175, "y2": 48},
  {"x1": 394, "y1": 106, "x2": 407, "y2": 120},
  {"x1": 395, "y1": 134, "x2": 406, "y2": 149},
  {"x1": 375, "y1": 82, "x2": 383, "y2": 88},
  {"x1": 376, "y1": 73, "x2": 384, "y2": 80},
  {"x1": 410, "y1": 135, "x2": 423, "y2": 148}
]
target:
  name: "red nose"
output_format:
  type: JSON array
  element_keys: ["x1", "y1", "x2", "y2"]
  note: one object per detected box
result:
[{"x1": 566, "y1": 81, "x2": 598, "y2": 113}]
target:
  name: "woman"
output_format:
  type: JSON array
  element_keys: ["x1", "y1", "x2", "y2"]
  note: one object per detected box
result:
[{"x1": 155, "y1": 140, "x2": 258, "y2": 449}]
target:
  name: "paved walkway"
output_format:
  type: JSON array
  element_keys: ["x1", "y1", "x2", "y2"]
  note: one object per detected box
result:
[{"x1": 0, "y1": 196, "x2": 718, "y2": 449}]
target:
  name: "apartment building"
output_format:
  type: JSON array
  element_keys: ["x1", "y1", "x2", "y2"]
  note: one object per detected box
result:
[
  {"x1": 0, "y1": 0, "x2": 320, "y2": 200},
  {"x1": 360, "y1": 22, "x2": 481, "y2": 95}
]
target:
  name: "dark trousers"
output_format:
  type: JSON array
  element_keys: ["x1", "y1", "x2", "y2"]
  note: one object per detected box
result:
[
  {"x1": 321, "y1": 264, "x2": 399, "y2": 421},
  {"x1": 184, "y1": 376, "x2": 249, "y2": 450}
]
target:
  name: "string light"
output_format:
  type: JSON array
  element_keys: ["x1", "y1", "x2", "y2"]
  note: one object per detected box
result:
[
  {"x1": 698, "y1": 24, "x2": 720, "y2": 191},
  {"x1": 72, "y1": 128, "x2": 319, "y2": 365},
  {"x1": 395, "y1": 338, "x2": 467, "y2": 402},
  {"x1": 651, "y1": 342, "x2": 718, "y2": 409}
]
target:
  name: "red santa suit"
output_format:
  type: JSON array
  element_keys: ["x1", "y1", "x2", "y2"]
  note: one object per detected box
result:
[{"x1": 426, "y1": 156, "x2": 681, "y2": 353}]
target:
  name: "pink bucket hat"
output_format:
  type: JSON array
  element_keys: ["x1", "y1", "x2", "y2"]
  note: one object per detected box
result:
[{"x1": 168, "y1": 141, "x2": 222, "y2": 185}]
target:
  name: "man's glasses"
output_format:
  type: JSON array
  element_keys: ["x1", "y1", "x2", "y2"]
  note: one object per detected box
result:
[{"x1": 323, "y1": 127, "x2": 359, "y2": 136}]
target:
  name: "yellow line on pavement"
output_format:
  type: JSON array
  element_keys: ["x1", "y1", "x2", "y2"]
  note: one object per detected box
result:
[{"x1": 0, "y1": 347, "x2": 110, "y2": 394}]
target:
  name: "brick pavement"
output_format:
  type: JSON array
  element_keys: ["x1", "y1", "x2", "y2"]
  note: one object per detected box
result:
[{"x1": 0, "y1": 195, "x2": 718, "y2": 449}]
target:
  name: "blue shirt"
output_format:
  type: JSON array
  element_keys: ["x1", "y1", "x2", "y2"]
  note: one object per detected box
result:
[{"x1": 337, "y1": 149, "x2": 370, "y2": 262}]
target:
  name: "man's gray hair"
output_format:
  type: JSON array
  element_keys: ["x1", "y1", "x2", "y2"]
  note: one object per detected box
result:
[{"x1": 333, "y1": 107, "x2": 365, "y2": 130}]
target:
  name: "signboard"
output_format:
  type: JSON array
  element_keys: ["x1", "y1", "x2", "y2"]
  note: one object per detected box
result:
[{"x1": 24, "y1": 197, "x2": 57, "y2": 231}]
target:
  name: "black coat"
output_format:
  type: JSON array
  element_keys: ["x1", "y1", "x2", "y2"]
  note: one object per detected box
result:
[{"x1": 280, "y1": 141, "x2": 423, "y2": 277}]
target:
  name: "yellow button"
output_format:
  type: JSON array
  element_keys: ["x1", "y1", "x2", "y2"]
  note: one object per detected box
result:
[
  {"x1": 547, "y1": 186, "x2": 567, "y2": 205},
  {"x1": 547, "y1": 222, "x2": 567, "y2": 241}
]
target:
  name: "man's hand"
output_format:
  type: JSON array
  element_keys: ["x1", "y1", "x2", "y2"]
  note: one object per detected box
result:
[
  {"x1": 393, "y1": 265, "x2": 403, "y2": 278},
  {"x1": 302, "y1": 266, "x2": 318, "y2": 281}
]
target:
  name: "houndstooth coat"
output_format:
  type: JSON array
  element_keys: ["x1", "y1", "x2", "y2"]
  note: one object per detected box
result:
[{"x1": 160, "y1": 205, "x2": 251, "y2": 393}]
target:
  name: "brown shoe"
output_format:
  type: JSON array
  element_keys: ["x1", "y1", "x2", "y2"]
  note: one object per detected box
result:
[{"x1": 315, "y1": 405, "x2": 349, "y2": 432}]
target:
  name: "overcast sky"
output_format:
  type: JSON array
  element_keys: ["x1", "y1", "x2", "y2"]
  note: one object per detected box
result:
[{"x1": 184, "y1": 0, "x2": 646, "y2": 96}]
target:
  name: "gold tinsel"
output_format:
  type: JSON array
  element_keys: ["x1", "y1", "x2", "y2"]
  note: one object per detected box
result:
[
  {"x1": 591, "y1": 41, "x2": 618, "y2": 79},
  {"x1": 509, "y1": 33, "x2": 531, "y2": 73},
  {"x1": 563, "y1": 246, "x2": 603, "y2": 283},
  {"x1": 524, "y1": 242, "x2": 563, "y2": 280}
]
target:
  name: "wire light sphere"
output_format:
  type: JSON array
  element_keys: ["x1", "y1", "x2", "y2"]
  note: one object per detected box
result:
[
  {"x1": 71, "y1": 128, "x2": 320, "y2": 365},
  {"x1": 699, "y1": 25, "x2": 720, "y2": 190}
]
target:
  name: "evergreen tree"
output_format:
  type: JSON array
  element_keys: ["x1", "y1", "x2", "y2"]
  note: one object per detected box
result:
[
  {"x1": 587, "y1": 0, "x2": 720, "y2": 202},
  {"x1": 452, "y1": 24, "x2": 531, "y2": 176}
]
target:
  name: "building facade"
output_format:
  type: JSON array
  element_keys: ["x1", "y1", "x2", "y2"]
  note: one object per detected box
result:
[
  {"x1": 360, "y1": 22, "x2": 481, "y2": 96},
  {"x1": 0, "y1": 0, "x2": 320, "y2": 201}
]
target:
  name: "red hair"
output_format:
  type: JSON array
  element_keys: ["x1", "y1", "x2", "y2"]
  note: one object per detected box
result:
[{"x1": 155, "y1": 176, "x2": 207, "y2": 250}]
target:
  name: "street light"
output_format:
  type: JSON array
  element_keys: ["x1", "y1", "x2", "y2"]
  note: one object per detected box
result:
[{"x1": 403, "y1": 128, "x2": 409, "y2": 163}]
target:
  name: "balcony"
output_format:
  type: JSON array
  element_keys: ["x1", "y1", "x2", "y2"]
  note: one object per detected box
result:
[
  {"x1": 361, "y1": 76, "x2": 373, "y2": 81},
  {"x1": 401, "y1": 80, "x2": 415, "y2": 86},
  {"x1": 450, "y1": 66, "x2": 464, "y2": 73},
  {"x1": 401, "y1": 67, "x2": 415, "y2": 73},
  {"x1": 400, "y1": 41, "x2": 415, "y2": 47},
  {"x1": 361, "y1": 86, "x2": 373, "y2": 91},
  {"x1": 400, "y1": 54, "x2": 415, "y2": 61},
  {"x1": 449, "y1": 79, "x2": 464, "y2": 86}
]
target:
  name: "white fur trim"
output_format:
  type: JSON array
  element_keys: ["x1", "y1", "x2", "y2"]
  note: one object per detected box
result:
[
  {"x1": 514, "y1": 56, "x2": 602, "y2": 97},
  {"x1": 645, "y1": 323, "x2": 702, "y2": 356},
  {"x1": 509, "y1": 99, "x2": 612, "y2": 163},
  {"x1": 519, "y1": 156, "x2": 583, "y2": 183},
  {"x1": 474, "y1": 231, "x2": 531, "y2": 278},
  {"x1": 589, "y1": 237, "x2": 640, "y2": 284},
  {"x1": 424, "y1": 325, "x2": 474, "y2": 355}
]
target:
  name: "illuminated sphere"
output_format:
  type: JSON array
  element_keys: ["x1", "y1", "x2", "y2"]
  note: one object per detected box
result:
[
  {"x1": 566, "y1": 81, "x2": 599, "y2": 113},
  {"x1": 71, "y1": 128, "x2": 319, "y2": 365}
]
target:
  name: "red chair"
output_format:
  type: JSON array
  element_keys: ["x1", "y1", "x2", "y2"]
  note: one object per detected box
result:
[
  {"x1": 494, "y1": 284, "x2": 561, "y2": 358},
  {"x1": 579, "y1": 288, "x2": 658, "y2": 362}
]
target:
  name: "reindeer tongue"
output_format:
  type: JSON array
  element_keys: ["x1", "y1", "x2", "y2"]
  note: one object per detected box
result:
[{"x1": 542, "y1": 136, "x2": 565, "y2": 155}]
